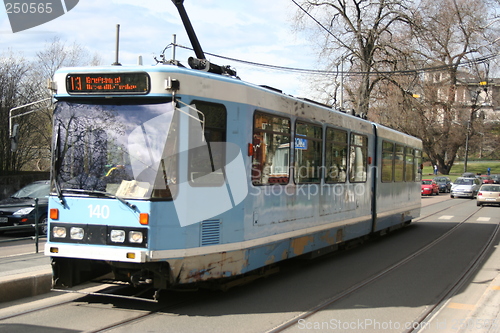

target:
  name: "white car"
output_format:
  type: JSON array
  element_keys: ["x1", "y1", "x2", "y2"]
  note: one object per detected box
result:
[
  {"x1": 476, "y1": 184, "x2": 500, "y2": 206},
  {"x1": 450, "y1": 177, "x2": 482, "y2": 198}
]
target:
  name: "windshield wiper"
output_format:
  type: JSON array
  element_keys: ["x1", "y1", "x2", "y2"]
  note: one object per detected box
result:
[
  {"x1": 61, "y1": 189, "x2": 137, "y2": 211},
  {"x1": 53, "y1": 125, "x2": 66, "y2": 205}
]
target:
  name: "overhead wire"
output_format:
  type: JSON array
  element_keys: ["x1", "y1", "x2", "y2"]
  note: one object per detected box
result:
[
  {"x1": 169, "y1": 43, "x2": 498, "y2": 77},
  {"x1": 160, "y1": 0, "x2": 498, "y2": 78},
  {"x1": 287, "y1": 0, "x2": 498, "y2": 78}
]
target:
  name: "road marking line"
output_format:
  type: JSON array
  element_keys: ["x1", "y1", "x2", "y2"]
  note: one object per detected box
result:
[
  {"x1": 477, "y1": 217, "x2": 491, "y2": 222},
  {"x1": 447, "y1": 302, "x2": 476, "y2": 310},
  {"x1": 439, "y1": 215, "x2": 454, "y2": 220},
  {"x1": 491, "y1": 286, "x2": 500, "y2": 290}
]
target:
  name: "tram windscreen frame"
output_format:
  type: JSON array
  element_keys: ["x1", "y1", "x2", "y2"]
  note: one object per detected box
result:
[{"x1": 52, "y1": 100, "x2": 178, "y2": 200}]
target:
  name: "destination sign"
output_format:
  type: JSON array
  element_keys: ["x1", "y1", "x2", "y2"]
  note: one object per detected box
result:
[{"x1": 66, "y1": 73, "x2": 150, "y2": 94}]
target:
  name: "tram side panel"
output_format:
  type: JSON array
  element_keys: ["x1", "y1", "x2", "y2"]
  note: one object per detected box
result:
[
  {"x1": 243, "y1": 97, "x2": 377, "y2": 267},
  {"x1": 373, "y1": 125, "x2": 422, "y2": 232}
]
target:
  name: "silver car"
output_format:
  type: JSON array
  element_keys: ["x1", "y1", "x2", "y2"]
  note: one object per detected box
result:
[{"x1": 450, "y1": 177, "x2": 482, "y2": 198}]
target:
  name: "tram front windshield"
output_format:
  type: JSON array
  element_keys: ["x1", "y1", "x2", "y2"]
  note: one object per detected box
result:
[{"x1": 52, "y1": 101, "x2": 178, "y2": 200}]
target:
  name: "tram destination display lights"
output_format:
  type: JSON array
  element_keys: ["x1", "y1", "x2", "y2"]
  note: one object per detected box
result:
[{"x1": 66, "y1": 72, "x2": 150, "y2": 94}]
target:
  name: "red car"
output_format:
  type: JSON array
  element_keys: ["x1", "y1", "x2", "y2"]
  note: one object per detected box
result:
[
  {"x1": 479, "y1": 175, "x2": 495, "y2": 184},
  {"x1": 421, "y1": 179, "x2": 439, "y2": 196}
]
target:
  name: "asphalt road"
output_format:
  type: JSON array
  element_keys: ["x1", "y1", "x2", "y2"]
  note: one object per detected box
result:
[{"x1": 0, "y1": 231, "x2": 45, "y2": 257}]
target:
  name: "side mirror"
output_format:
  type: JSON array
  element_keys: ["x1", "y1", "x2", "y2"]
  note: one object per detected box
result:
[{"x1": 10, "y1": 123, "x2": 19, "y2": 152}]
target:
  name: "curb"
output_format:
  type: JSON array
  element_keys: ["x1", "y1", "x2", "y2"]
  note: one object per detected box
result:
[
  {"x1": 0, "y1": 269, "x2": 52, "y2": 303},
  {"x1": 462, "y1": 272, "x2": 500, "y2": 326}
]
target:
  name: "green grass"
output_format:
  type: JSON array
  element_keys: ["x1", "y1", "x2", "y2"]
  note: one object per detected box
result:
[{"x1": 422, "y1": 161, "x2": 500, "y2": 181}]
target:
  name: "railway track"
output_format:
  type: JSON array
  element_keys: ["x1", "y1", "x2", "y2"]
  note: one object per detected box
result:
[
  {"x1": 264, "y1": 203, "x2": 492, "y2": 333},
  {"x1": 0, "y1": 281, "x2": 212, "y2": 332},
  {"x1": 96, "y1": 201, "x2": 499, "y2": 333},
  {"x1": 408, "y1": 208, "x2": 500, "y2": 333}
]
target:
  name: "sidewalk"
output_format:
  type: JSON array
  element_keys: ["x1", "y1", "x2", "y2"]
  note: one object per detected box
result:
[{"x1": 0, "y1": 252, "x2": 51, "y2": 303}]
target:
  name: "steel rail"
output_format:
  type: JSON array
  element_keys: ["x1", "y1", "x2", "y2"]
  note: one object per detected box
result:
[
  {"x1": 265, "y1": 206, "x2": 482, "y2": 333},
  {"x1": 406, "y1": 211, "x2": 500, "y2": 333},
  {"x1": 0, "y1": 283, "x2": 124, "y2": 321}
]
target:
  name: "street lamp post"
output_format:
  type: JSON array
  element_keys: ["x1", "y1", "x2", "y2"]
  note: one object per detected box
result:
[
  {"x1": 463, "y1": 118, "x2": 471, "y2": 173},
  {"x1": 464, "y1": 85, "x2": 484, "y2": 173}
]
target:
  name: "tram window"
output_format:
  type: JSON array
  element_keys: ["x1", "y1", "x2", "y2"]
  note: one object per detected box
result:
[
  {"x1": 405, "y1": 147, "x2": 414, "y2": 182},
  {"x1": 325, "y1": 128, "x2": 347, "y2": 183},
  {"x1": 394, "y1": 144, "x2": 404, "y2": 182},
  {"x1": 188, "y1": 100, "x2": 227, "y2": 187},
  {"x1": 349, "y1": 133, "x2": 367, "y2": 183},
  {"x1": 252, "y1": 112, "x2": 291, "y2": 185},
  {"x1": 415, "y1": 149, "x2": 422, "y2": 181},
  {"x1": 294, "y1": 122, "x2": 322, "y2": 184},
  {"x1": 381, "y1": 141, "x2": 394, "y2": 182}
]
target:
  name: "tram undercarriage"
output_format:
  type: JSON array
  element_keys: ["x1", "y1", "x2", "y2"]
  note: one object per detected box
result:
[{"x1": 50, "y1": 217, "x2": 414, "y2": 296}]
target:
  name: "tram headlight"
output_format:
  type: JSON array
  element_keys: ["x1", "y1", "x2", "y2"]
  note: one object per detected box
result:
[
  {"x1": 70, "y1": 227, "x2": 84, "y2": 240},
  {"x1": 53, "y1": 226, "x2": 67, "y2": 238},
  {"x1": 110, "y1": 229, "x2": 126, "y2": 243},
  {"x1": 129, "y1": 231, "x2": 143, "y2": 244}
]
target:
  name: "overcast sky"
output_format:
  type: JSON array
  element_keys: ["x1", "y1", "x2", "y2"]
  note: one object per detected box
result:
[{"x1": 0, "y1": 0, "x2": 320, "y2": 96}]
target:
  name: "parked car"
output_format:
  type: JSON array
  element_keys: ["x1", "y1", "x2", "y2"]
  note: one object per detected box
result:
[
  {"x1": 462, "y1": 172, "x2": 477, "y2": 178},
  {"x1": 433, "y1": 176, "x2": 452, "y2": 193},
  {"x1": 421, "y1": 179, "x2": 439, "y2": 196},
  {"x1": 476, "y1": 184, "x2": 500, "y2": 206},
  {"x1": 450, "y1": 177, "x2": 482, "y2": 198},
  {"x1": 479, "y1": 175, "x2": 495, "y2": 184},
  {"x1": 0, "y1": 180, "x2": 50, "y2": 234},
  {"x1": 490, "y1": 174, "x2": 500, "y2": 184}
]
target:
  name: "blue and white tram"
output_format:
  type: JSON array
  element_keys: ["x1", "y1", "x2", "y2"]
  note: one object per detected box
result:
[{"x1": 45, "y1": 63, "x2": 422, "y2": 292}]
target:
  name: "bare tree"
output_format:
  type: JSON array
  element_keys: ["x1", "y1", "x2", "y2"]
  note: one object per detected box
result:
[
  {"x1": 375, "y1": 0, "x2": 500, "y2": 174},
  {"x1": 3, "y1": 38, "x2": 102, "y2": 173},
  {"x1": 293, "y1": 0, "x2": 500, "y2": 174},
  {"x1": 0, "y1": 51, "x2": 34, "y2": 173},
  {"x1": 294, "y1": 0, "x2": 412, "y2": 116}
]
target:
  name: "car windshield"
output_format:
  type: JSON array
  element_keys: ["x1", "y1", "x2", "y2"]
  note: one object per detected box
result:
[
  {"x1": 422, "y1": 180, "x2": 432, "y2": 185},
  {"x1": 11, "y1": 182, "x2": 50, "y2": 199},
  {"x1": 455, "y1": 178, "x2": 473, "y2": 185},
  {"x1": 52, "y1": 101, "x2": 178, "y2": 200}
]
